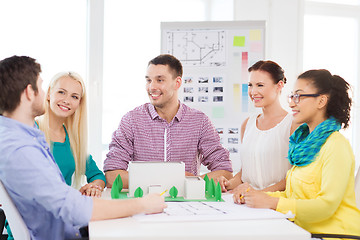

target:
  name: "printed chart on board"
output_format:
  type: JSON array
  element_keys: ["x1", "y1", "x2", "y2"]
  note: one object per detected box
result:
[
  {"x1": 161, "y1": 21, "x2": 266, "y2": 172},
  {"x1": 165, "y1": 30, "x2": 226, "y2": 67}
]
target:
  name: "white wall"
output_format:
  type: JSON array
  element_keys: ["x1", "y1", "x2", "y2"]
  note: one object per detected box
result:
[
  {"x1": 87, "y1": 0, "x2": 104, "y2": 168},
  {"x1": 234, "y1": 0, "x2": 304, "y2": 103},
  {"x1": 87, "y1": 0, "x2": 306, "y2": 165}
]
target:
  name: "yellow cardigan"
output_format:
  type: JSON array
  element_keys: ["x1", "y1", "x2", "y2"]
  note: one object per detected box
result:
[{"x1": 268, "y1": 132, "x2": 360, "y2": 235}]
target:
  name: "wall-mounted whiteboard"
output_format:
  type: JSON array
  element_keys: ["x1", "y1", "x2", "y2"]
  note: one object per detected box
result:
[{"x1": 161, "y1": 21, "x2": 265, "y2": 172}]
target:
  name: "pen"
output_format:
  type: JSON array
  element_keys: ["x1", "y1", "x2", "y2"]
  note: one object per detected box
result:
[
  {"x1": 160, "y1": 190, "x2": 168, "y2": 196},
  {"x1": 240, "y1": 187, "x2": 250, "y2": 200}
]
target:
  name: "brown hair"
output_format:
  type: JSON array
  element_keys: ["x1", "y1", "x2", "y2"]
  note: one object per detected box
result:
[
  {"x1": 148, "y1": 54, "x2": 183, "y2": 78},
  {"x1": 0, "y1": 55, "x2": 41, "y2": 114},
  {"x1": 248, "y1": 60, "x2": 287, "y2": 84}
]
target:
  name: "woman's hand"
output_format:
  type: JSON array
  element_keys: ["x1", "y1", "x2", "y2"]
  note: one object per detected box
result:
[
  {"x1": 244, "y1": 189, "x2": 279, "y2": 210},
  {"x1": 232, "y1": 182, "x2": 252, "y2": 204},
  {"x1": 80, "y1": 183, "x2": 103, "y2": 197}
]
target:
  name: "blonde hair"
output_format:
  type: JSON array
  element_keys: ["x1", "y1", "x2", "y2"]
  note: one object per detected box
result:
[{"x1": 37, "y1": 72, "x2": 88, "y2": 189}]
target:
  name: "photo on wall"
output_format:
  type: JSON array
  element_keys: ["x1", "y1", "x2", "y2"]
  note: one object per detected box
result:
[
  {"x1": 184, "y1": 77, "x2": 193, "y2": 84},
  {"x1": 198, "y1": 96, "x2": 209, "y2": 103},
  {"x1": 184, "y1": 87, "x2": 194, "y2": 93},
  {"x1": 198, "y1": 77, "x2": 209, "y2": 84},
  {"x1": 213, "y1": 96, "x2": 223, "y2": 102},
  {"x1": 184, "y1": 96, "x2": 194, "y2": 102},
  {"x1": 213, "y1": 77, "x2": 223, "y2": 83}
]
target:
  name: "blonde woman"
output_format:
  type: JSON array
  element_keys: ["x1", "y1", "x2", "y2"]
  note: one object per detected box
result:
[{"x1": 37, "y1": 72, "x2": 105, "y2": 196}]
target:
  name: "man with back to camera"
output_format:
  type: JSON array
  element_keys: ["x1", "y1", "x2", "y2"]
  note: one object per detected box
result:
[
  {"x1": 0, "y1": 55, "x2": 166, "y2": 239},
  {"x1": 104, "y1": 54, "x2": 233, "y2": 188}
]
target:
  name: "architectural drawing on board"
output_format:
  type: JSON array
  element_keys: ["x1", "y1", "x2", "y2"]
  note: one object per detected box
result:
[
  {"x1": 161, "y1": 21, "x2": 266, "y2": 172},
  {"x1": 165, "y1": 30, "x2": 226, "y2": 67}
]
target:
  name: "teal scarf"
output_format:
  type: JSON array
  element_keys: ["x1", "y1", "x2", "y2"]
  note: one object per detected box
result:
[{"x1": 288, "y1": 117, "x2": 341, "y2": 166}]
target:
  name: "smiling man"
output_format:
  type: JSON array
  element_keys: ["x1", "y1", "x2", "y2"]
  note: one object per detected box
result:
[
  {"x1": 0, "y1": 55, "x2": 166, "y2": 239},
  {"x1": 104, "y1": 54, "x2": 233, "y2": 188}
]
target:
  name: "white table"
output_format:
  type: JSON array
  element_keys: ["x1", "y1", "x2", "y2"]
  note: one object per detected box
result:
[
  {"x1": 89, "y1": 189, "x2": 311, "y2": 240},
  {"x1": 89, "y1": 217, "x2": 310, "y2": 240}
]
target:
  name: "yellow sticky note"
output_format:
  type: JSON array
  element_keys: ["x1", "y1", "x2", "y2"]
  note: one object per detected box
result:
[
  {"x1": 249, "y1": 29, "x2": 261, "y2": 41},
  {"x1": 233, "y1": 84, "x2": 240, "y2": 97},
  {"x1": 233, "y1": 84, "x2": 241, "y2": 113},
  {"x1": 212, "y1": 107, "x2": 225, "y2": 118},
  {"x1": 233, "y1": 36, "x2": 245, "y2": 47}
]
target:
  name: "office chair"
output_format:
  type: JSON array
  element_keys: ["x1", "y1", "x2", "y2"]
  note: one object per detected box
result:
[
  {"x1": 0, "y1": 181, "x2": 90, "y2": 240},
  {"x1": 355, "y1": 165, "x2": 360, "y2": 209},
  {"x1": 0, "y1": 208, "x2": 5, "y2": 238},
  {"x1": 311, "y1": 234, "x2": 360, "y2": 239},
  {"x1": 0, "y1": 181, "x2": 30, "y2": 240}
]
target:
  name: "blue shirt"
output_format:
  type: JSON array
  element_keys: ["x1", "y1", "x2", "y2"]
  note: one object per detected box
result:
[{"x1": 0, "y1": 116, "x2": 93, "y2": 240}]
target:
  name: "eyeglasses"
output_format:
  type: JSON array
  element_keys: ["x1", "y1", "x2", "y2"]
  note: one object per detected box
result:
[{"x1": 287, "y1": 92, "x2": 320, "y2": 104}]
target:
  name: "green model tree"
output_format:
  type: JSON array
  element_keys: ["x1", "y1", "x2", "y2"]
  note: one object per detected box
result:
[
  {"x1": 208, "y1": 178, "x2": 215, "y2": 197},
  {"x1": 204, "y1": 174, "x2": 210, "y2": 192},
  {"x1": 111, "y1": 174, "x2": 123, "y2": 199},
  {"x1": 134, "y1": 187, "x2": 144, "y2": 198},
  {"x1": 169, "y1": 186, "x2": 178, "y2": 198},
  {"x1": 215, "y1": 182, "x2": 222, "y2": 201}
]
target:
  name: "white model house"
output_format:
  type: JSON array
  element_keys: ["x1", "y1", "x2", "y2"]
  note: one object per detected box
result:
[{"x1": 128, "y1": 161, "x2": 206, "y2": 200}]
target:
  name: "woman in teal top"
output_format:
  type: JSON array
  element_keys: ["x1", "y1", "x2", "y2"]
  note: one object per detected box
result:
[
  {"x1": 37, "y1": 71, "x2": 105, "y2": 195},
  {"x1": 52, "y1": 125, "x2": 105, "y2": 187}
]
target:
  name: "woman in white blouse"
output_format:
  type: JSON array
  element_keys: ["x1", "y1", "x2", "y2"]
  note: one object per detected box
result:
[{"x1": 219, "y1": 60, "x2": 298, "y2": 203}]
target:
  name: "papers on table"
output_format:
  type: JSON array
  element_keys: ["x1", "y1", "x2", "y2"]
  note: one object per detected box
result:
[{"x1": 133, "y1": 193, "x2": 294, "y2": 222}]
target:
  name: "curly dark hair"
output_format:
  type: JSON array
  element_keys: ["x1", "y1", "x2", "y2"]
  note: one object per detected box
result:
[{"x1": 298, "y1": 69, "x2": 352, "y2": 129}]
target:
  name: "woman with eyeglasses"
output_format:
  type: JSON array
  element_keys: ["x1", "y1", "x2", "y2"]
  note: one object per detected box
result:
[
  {"x1": 218, "y1": 60, "x2": 298, "y2": 202},
  {"x1": 243, "y1": 69, "x2": 360, "y2": 236}
]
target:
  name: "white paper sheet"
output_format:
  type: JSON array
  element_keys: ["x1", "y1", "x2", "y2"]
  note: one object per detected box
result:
[{"x1": 134, "y1": 193, "x2": 294, "y2": 222}]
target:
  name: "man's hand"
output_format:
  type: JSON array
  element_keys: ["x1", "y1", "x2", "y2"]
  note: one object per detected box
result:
[
  {"x1": 185, "y1": 171, "x2": 195, "y2": 176},
  {"x1": 216, "y1": 176, "x2": 231, "y2": 192}
]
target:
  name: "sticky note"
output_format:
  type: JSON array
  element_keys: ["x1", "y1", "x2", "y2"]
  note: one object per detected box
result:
[
  {"x1": 242, "y1": 83, "x2": 248, "y2": 95},
  {"x1": 242, "y1": 83, "x2": 249, "y2": 112},
  {"x1": 212, "y1": 107, "x2": 225, "y2": 118},
  {"x1": 242, "y1": 52, "x2": 248, "y2": 81},
  {"x1": 250, "y1": 41, "x2": 262, "y2": 52},
  {"x1": 233, "y1": 84, "x2": 241, "y2": 113},
  {"x1": 233, "y1": 84, "x2": 240, "y2": 98},
  {"x1": 242, "y1": 52, "x2": 248, "y2": 61},
  {"x1": 233, "y1": 36, "x2": 245, "y2": 47},
  {"x1": 249, "y1": 29, "x2": 261, "y2": 41}
]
